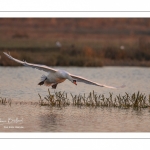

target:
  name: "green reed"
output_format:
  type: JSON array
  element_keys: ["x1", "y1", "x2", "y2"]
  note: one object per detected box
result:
[{"x1": 38, "y1": 89, "x2": 150, "y2": 109}]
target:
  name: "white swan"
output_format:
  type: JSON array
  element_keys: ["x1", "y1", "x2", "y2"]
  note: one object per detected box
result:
[{"x1": 3, "y1": 52, "x2": 125, "y2": 89}]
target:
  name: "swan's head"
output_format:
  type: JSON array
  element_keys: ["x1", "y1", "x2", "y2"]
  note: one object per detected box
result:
[{"x1": 73, "y1": 79, "x2": 77, "y2": 85}]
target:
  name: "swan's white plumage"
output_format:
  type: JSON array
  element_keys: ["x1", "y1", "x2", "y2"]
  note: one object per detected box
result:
[
  {"x1": 3, "y1": 52, "x2": 125, "y2": 89},
  {"x1": 3, "y1": 52, "x2": 57, "y2": 73},
  {"x1": 70, "y1": 74, "x2": 125, "y2": 89}
]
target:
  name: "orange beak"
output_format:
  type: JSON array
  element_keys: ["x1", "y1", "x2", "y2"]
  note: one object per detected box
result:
[{"x1": 73, "y1": 81, "x2": 77, "y2": 85}]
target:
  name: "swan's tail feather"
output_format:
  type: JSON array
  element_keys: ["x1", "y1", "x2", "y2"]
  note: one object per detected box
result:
[{"x1": 40, "y1": 75, "x2": 47, "y2": 81}]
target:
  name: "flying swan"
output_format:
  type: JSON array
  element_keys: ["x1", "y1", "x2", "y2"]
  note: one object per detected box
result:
[{"x1": 3, "y1": 52, "x2": 125, "y2": 89}]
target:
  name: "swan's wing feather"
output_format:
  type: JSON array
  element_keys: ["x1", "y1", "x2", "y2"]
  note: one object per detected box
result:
[
  {"x1": 3, "y1": 52, "x2": 57, "y2": 73},
  {"x1": 70, "y1": 74, "x2": 125, "y2": 89}
]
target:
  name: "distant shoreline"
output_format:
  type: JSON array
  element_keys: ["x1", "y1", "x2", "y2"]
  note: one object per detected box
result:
[
  {"x1": 1, "y1": 49, "x2": 150, "y2": 67},
  {"x1": 1, "y1": 18, "x2": 150, "y2": 67}
]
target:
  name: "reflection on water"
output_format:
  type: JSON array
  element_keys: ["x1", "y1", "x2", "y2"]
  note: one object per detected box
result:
[
  {"x1": 0, "y1": 66, "x2": 150, "y2": 132},
  {"x1": 1, "y1": 104, "x2": 150, "y2": 132}
]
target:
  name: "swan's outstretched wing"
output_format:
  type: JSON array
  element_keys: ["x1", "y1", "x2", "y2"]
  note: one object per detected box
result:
[
  {"x1": 3, "y1": 52, "x2": 57, "y2": 73},
  {"x1": 70, "y1": 74, "x2": 125, "y2": 89}
]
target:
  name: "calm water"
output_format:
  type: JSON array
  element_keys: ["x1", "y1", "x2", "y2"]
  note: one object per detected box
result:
[{"x1": 0, "y1": 66, "x2": 150, "y2": 132}]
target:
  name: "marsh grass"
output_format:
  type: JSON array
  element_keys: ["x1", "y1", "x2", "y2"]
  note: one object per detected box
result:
[
  {"x1": 38, "y1": 89, "x2": 150, "y2": 110},
  {"x1": 1, "y1": 90, "x2": 150, "y2": 110},
  {"x1": 38, "y1": 89, "x2": 70, "y2": 107},
  {"x1": 1, "y1": 18, "x2": 150, "y2": 67},
  {"x1": 0, "y1": 93, "x2": 38, "y2": 107},
  {"x1": 0, "y1": 96, "x2": 12, "y2": 106}
]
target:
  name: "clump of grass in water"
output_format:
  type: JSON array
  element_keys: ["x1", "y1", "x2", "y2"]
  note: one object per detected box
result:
[
  {"x1": 38, "y1": 89, "x2": 70, "y2": 107},
  {"x1": 39, "y1": 89, "x2": 150, "y2": 110},
  {"x1": 0, "y1": 94, "x2": 12, "y2": 106}
]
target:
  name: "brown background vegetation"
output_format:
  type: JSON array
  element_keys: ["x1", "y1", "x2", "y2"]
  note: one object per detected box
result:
[{"x1": 0, "y1": 18, "x2": 150, "y2": 66}]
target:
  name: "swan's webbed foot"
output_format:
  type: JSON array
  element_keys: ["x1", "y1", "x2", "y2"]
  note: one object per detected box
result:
[
  {"x1": 38, "y1": 77, "x2": 47, "y2": 86},
  {"x1": 52, "y1": 83, "x2": 58, "y2": 89},
  {"x1": 38, "y1": 81, "x2": 44, "y2": 86}
]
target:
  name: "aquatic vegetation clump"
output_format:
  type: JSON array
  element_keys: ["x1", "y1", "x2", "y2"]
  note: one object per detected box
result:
[
  {"x1": 0, "y1": 94, "x2": 12, "y2": 106},
  {"x1": 1, "y1": 90, "x2": 150, "y2": 110},
  {"x1": 71, "y1": 91, "x2": 150, "y2": 109},
  {"x1": 38, "y1": 89, "x2": 70, "y2": 107},
  {"x1": 38, "y1": 89, "x2": 150, "y2": 110}
]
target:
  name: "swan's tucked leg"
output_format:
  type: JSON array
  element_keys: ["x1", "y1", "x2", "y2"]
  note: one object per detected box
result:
[{"x1": 52, "y1": 83, "x2": 58, "y2": 89}]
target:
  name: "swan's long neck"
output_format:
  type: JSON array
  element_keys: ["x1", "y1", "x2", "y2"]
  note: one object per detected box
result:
[
  {"x1": 60, "y1": 71, "x2": 76, "y2": 84},
  {"x1": 66, "y1": 74, "x2": 74, "y2": 82}
]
